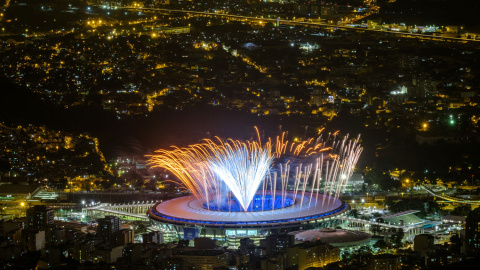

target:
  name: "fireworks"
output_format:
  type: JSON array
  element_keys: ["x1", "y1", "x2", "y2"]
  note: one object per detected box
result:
[{"x1": 148, "y1": 128, "x2": 362, "y2": 212}]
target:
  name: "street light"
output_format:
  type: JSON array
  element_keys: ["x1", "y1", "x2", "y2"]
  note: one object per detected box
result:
[{"x1": 20, "y1": 202, "x2": 26, "y2": 217}]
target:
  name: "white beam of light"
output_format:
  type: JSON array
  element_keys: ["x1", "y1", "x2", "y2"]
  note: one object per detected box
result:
[{"x1": 208, "y1": 141, "x2": 273, "y2": 211}]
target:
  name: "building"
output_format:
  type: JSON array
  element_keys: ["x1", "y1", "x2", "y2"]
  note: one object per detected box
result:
[
  {"x1": 368, "y1": 254, "x2": 403, "y2": 270},
  {"x1": 23, "y1": 229, "x2": 46, "y2": 251},
  {"x1": 261, "y1": 255, "x2": 284, "y2": 270},
  {"x1": 91, "y1": 244, "x2": 123, "y2": 264},
  {"x1": 466, "y1": 207, "x2": 480, "y2": 255},
  {"x1": 73, "y1": 240, "x2": 123, "y2": 264},
  {"x1": 0, "y1": 220, "x2": 23, "y2": 245},
  {"x1": 73, "y1": 240, "x2": 101, "y2": 262},
  {"x1": 442, "y1": 215, "x2": 466, "y2": 224},
  {"x1": 414, "y1": 234, "x2": 434, "y2": 253},
  {"x1": 26, "y1": 205, "x2": 54, "y2": 230},
  {"x1": 286, "y1": 241, "x2": 340, "y2": 270},
  {"x1": 0, "y1": 245, "x2": 21, "y2": 260},
  {"x1": 97, "y1": 216, "x2": 121, "y2": 243},
  {"x1": 114, "y1": 229, "x2": 134, "y2": 245},
  {"x1": 290, "y1": 228, "x2": 371, "y2": 248},
  {"x1": 0, "y1": 184, "x2": 41, "y2": 201},
  {"x1": 161, "y1": 257, "x2": 189, "y2": 270},
  {"x1": 0, "y1": 220, "x2": 22, "y2": 237},
  {"x1": 194, "y1": 237, "x2": 217, "y2": 249},
  {"x1": 148, "y1": 192, "x2": 350, "y2": 244},
  {"x1": 142, "y1": 231, "x2": 164, "y2": 244},
  {"x1": 173, "y1": 249, "x2": 228, "y2": 270},
  {"x1": 239, "y1": 238, "x2": 255, "y2": 249},
  {"x1": 46, "y1": 226, "x2": 66, "y2": 246},
  {"x1": 264, "y1": 234, "x2": 295, "y2": 255},
  {"x1": 122, "y1": 243, "x2": 142, "y2": 263},
  {"x1": 37, "y1": 247, "x2": 64, "y2": 269}
]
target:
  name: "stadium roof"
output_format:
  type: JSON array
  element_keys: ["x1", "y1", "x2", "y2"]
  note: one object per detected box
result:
[
  {"x1": 150, "y1": 192, "x2": 348, "y2": 227},
  {"x1": 381, "y1": 210, "x2": 424, "y2": 226}
]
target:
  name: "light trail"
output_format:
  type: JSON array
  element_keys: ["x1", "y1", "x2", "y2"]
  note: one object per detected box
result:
[
  {"x1": 114, "y1": 6, "x2": 480, "y2": 43},
  {"x1": 421, "y1": 184, "x2": 480, "y2": 206}
]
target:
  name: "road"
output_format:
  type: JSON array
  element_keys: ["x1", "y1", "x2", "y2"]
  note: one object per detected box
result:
[{"x1": 115, "y1": 6, "x2": 479, "y2": 43}]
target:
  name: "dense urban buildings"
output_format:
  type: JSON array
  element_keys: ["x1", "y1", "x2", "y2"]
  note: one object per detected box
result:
[
  {"x1": 466, "y1": 207, "x2": 480, "y2": 255},
  {"x1": 1, "y1": 0, "x2": 480, "y2": 269}
]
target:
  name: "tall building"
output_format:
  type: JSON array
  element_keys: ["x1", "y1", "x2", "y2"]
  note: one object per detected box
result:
[
  {"x1": 466, "y1": 207, "x2": 480, "y2": 255},
  {"x1": 97, "y1": 216, "x2": 121, "y2": 243},
  {"x1": 23, "y1": 230, "x2": 46, "y2": 251},
  {"x1": 0, "y1": 220, "x2": 22, "y2": 237},
  {"x1": 142, "y1": 231, "x2": 164, "y2": 244},
  {"x1": 26, "y1": 205, "x2": 54, "y2": 230},
  {"x1": 46, "y1": 227, "x2": 66, "y2": 246},
  {"x1": 114, "y1": 229, "x2": 134, "y2": 245},
  {"x1": 264, "y1": 234, "x2": 295, "y2": 255},
  {"x1": 286, "y1": 241, "x2": 340, "y2": 270}
]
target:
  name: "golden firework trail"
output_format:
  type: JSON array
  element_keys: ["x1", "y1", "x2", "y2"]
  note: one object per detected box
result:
[{"x1": 148, "y1": 128, "x2": 362, "y2": 211}]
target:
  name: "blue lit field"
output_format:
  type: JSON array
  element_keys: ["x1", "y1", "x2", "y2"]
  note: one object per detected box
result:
[{"x1": 203, "y1": 194, "x2": 295, "y2": 212}]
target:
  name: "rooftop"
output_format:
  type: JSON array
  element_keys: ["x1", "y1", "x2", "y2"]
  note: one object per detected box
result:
[{"x1": 290, "y1": 229, "x2": 371, "y2": 246}]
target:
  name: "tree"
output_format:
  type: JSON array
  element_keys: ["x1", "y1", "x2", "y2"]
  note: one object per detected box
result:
[
  {"x1": 450, "y1": 234, "x2": 462, "y2": 254},
  {"x1": 99, "y1": 177, "x2": 114, "y2": 190},
  {"x1": 390, "y1": 199, "x2": 427, "y2": 217},
  {"x1": 373, "y1": 239, "x2": 389, "y2": 251},
  {"x1": 355, "y1": 245, "x2": 373, "y2": 256},
  {"x1": 144, "y1": 179, "x2": 157, "y2": 191},
  {"x1": 123, "y1": 171, "x2": 144, "y2": 189},
  {"x1": 451, "y1": 205, "x2": 471, "y2": 216},
  {"x1": 365, "y1": 168, "x2": 402, "y2": 191},
  {"x1": 392, "y1": 229, "x2": 404, "y2": 248},
  {"x1": 0, "y1": 159, "x2": 10, "y2": 173},
  {"x1": 53, "y1": 178, "x2": 68, "y2": 190}
]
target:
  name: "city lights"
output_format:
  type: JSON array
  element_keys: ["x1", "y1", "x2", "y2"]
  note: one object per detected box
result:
[{"x1": 1, "y1": 0, "x2": 479, "y2": 267}]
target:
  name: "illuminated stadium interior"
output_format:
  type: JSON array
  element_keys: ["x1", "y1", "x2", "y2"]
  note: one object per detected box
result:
[{"x1": 147, "y1": 129, "x2": 361, "y2": 244}]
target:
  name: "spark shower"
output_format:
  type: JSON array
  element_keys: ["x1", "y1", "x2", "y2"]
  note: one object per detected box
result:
[{"x1": 148, "y1": 128, "x2": 362, "y2": 212}]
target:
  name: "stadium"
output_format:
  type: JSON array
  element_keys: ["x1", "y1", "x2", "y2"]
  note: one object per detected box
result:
[
  {"x1": 147, "y1": 130, "x2": 361, "y2": 244},
  {"x1": 148, "y1": 191, "x2": 349, "y2": 244}
]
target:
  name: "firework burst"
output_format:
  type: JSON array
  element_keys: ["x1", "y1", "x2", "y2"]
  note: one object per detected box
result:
[{"x1": 148, "y1": 128, "x2": 362, "y2": 212}]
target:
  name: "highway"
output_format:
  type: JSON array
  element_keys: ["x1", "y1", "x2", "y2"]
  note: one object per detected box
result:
[
  {"x1": 421, "y1": 184, "x2": 480, "y2": 206},
  {"x1": 117, "y1": 6, "x2": 479, "y2": 43}
]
